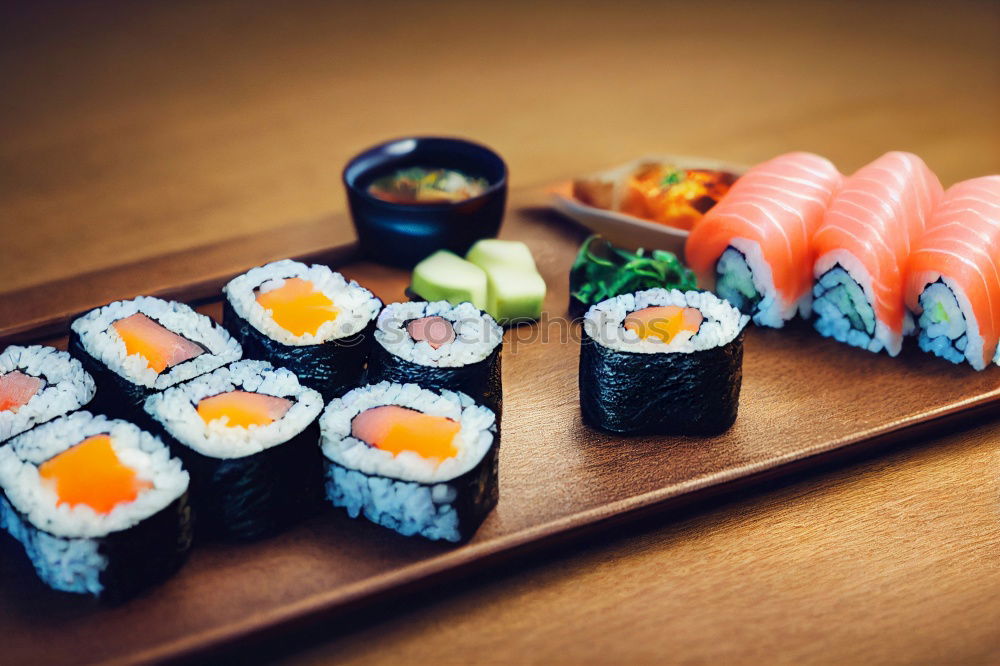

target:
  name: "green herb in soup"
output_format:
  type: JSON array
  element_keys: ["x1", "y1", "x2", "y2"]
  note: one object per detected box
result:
[{"x1": 367, "y1": 167, "x2": 489, "y2": 204}]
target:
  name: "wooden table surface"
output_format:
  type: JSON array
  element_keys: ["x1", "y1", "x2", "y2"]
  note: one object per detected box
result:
[{"x1": 1, "y1": 2, "x2": 998, "y2": 664}]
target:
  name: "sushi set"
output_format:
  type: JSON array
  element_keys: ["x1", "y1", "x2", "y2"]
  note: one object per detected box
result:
[{"x1": 0, "y1": 138, "x2": 998, "y2": 664}]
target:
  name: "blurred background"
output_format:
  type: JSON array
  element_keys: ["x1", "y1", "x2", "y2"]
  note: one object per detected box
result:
[
  {"x1": 1, "y1": 0, "x2": 997, "y2": 293},
  {"x1": 1, "y1": 2, "x2": 998, "y2": 664}
]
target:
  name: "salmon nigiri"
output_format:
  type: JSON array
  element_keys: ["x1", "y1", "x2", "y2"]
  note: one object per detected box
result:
[
  {"x1": 904, "y1": 176, "x2": 1000, "y2": 370},
  {"x1": 812, "y1": 152, "x2": 943, "y2": 356},
  {"x1": 686, "y1": 152, "x2": 842, "y2": 327}
]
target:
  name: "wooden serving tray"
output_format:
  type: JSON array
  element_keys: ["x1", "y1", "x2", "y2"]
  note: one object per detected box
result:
[{"x1": 1, "y1": 189, "x2": 998, "y2": 665}]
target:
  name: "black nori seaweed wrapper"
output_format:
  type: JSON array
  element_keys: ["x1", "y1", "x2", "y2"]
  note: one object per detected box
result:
[
  {"x1": 568, "y1": 294, "x2": 590, "y2": 320},
  {"x1": 326, "y1": 430, "x2": 499, "y2": 543},
  {"x1": 223, "y1": 299, "x2": 374, "y2": 401},
  {"x1": 579, "y1": 325, "x2": 745, "y2": 436},
  {"x1": 2, "y1": 491, "x2": 193, "y2": 603},
  {"x1": 364, "y1": 341, "x2": 503, "y2": 419},
  {"x1": 147, "y1": 418, "x2": 323, "y2": 541},
  {"x1": 97, "y1": 492, "x2": 193, "y2": 603}
]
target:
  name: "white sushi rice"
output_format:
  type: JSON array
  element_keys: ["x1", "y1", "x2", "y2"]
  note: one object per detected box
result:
[
  {"x1": 327, "y1": 466, "x2": 465, "y2": 542},
  {"x1": 813, "y1": 250, "x2": 914, "y2": 357},
  {"x1": 0, "y1": 412, "x2": 188, "y2": 595},
  {"x1": 0, "y1": 345, "x2": 96, "y2": 442},
  {"x1": 143, "y1": 359, "x2": 324, "y2": 459},
  {"x1": 715, "y1": 240, "x2": 807, "y2": 328},
  {"x1": 374, "y1": 301, "x2": 502, "y2": 367},
  {"x1": 320, "y1": 382, "x2": 496, "y2": 484},
  {"x1": 224, "y1": 259, "x2": 382, "y2": 346},
  {"x1": 71, "y1": 296, "x2": 242, "y2": 390},
  {"x1": 0, "y1": 492, "x2": 104, "y2": 595},
  {"x1": 0, "y1": 412, "x2": 188, "y2": 538},
  {"x1": 583, "y1": 289, "x2": 748, "y2": 354},
  {"x1": 916, "y1": 279, "x2": 988, "y2": 370},
  {"x1": 320, "y1": 382, "x2": 497, "y2": 543}
]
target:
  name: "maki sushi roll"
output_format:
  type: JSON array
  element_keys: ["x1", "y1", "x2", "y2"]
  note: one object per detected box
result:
[
  {"x1": 69, "y1": 297, "x2": 242, "y2": 421},
  {"x1": 320, "y1": 382, "x2": 498, "y2": 543},
  {"x1": 1, "y1": 345, "x2": 96, "y2": 443},
  {"x1": 580, "y1": 289, "x2": 749, "y2": 436},
  {"x1": 223, "y1": 259, "x2": 382, "y2": 400},
  {"x1": 685, "y1": 152, "x2": 842, "y2": 327},
  {"x1": 0, "y1": 412, "x2": 192, "y2": 602},
  {"x1": 904, "y1": 176, "x2": 1000, "y2": 370},
  {"x1": 143, "y1": 359, "x2": 324, "y2": 540},
  {"x1": 812, "y1": 152, "x2": 942, "y2": 356},
  {"x1": 365, "y1": 301, "x2": 503, "y2": 415}
]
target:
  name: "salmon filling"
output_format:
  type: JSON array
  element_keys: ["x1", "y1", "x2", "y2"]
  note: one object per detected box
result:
[
  {"x1": 0, "y1": 371, "x2": 44, "y2": 412},
  {"x1": 38, "y1": 434, "x2": 153, "y2": 514},
  {"x1": 351, "y1": 405, "x2": 459, "y2": 461},
  {"x1": 624, "y1": 306, "x2": 703, "y2": 343},
  {"x1": 256, "y1": 277, "x2": 339, "y2": 337},
  {"x1": 197, "y1": 390, "x2": 293, "y2": 428},
  {"x1": 112, "y1": 313, "x2": 205, "y2": 374},
  {"x1": 406, "y1": 316, "x2": 456, "y2": 349}
]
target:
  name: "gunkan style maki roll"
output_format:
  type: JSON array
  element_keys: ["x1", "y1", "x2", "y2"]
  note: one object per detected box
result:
[
  {"x1": 69, "y1": 297, "x2": 242, "y2": 421},
  {"x1": 143, "y1": 359, "x2": 324, "y2": 540},
  {"x1": 223, "y1": 259, "x2": 382, "y2": 400},
  {"x1": 365, "y1": 301, "x2": 503, "y2": 415},
  {"x1": 320, "y1": 382, "x2": 498, "y2": 543},
  {"x1": 1, "y1": 345, "x2": 96, "y2": 443},
  {"x1": 0, "y1": 412, "x2": 192, "y2": 602},
  {"x1": 580, "y1": 289, "x2": 749, "y2": 436}
]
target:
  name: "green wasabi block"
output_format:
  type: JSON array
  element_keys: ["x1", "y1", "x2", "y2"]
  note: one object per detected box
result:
[
  {"x1": 466, "y1": 239, "x2": 546, "y2": 323},
  {"x1": 411, "y1": 250, "x2": 488, "y2": 310}
]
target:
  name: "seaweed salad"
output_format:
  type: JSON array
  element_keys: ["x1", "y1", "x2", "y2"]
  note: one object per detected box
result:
[{"x1": 569, "y1": 235, "x2": 697, "y2": 317}]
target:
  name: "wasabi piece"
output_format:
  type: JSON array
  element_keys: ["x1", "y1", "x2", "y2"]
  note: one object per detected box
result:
[
  {"x1": 466, "y1": 240, "x2": 546, "y2": 324},
  {"x1": 411, "y1": 251, "x2": 488, "y2": 310}
]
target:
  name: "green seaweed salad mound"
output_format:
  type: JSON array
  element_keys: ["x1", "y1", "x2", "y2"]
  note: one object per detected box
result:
[{"x1": 569, "y1": 235, "x2": 697, "y2": 317}]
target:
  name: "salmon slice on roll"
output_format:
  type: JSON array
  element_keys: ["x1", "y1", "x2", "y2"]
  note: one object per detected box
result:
[
  {"x1": 812, "y1": 151, "x2": 943, "y2": 356},
  {"x1": 905, "y1": 175, "x2": 1000, "y2": 370},
  {"x1": 686, "y1": 152, "x2": 842, "y2": 327}
]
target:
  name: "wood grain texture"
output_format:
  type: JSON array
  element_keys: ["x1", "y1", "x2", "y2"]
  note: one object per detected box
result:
[
  {"x1": 0, "y1": 0, "x2": 998, "y2": 664},
  {"x1": 282, "y1": 419, "x2": 1000, "y2": 666},
  {"x1": 0, "y1": 217, "x2": 357, "y2": 343}
]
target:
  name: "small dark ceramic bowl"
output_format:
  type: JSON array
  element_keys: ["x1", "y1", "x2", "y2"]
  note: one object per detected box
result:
[{"x1": 342, "y1": 137, "x2": 508, "y2": 267}]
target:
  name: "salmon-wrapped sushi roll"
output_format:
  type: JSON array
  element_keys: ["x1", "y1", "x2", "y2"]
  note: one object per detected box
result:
[
  {"x1": 812, "y1": 152, "x2": 943, "y2": 356},
  {"x1": 686, "y1": 152, "x2": 842, "y2": 327},
  {"x1": 905, "y1": 176, "x2": 1000, "y2": 370}
]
